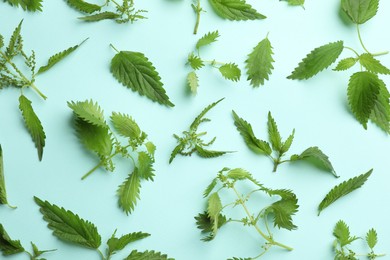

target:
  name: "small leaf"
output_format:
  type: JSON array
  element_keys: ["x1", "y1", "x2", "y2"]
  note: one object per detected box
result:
[
  {"x1": 218, "y1": 63, "x2": 241, "y2": 82},
  {"x1": 78, "y1": 11, "x2": 121, "y2": 22},
  {"x1": 341, "y1": 0, "x2": 379, "y2": 24},
  {"x1": 196, "y1": 31, "x2": 220, "y2": 49},
  {"x1": 125, "y1": 250, "x2": 172, "y2": 260},
  {"x1": 188, "y1": 53, "x2": 204, "y2": 70},
  {"x1": 207, "y1": 192, "x2": 222, "y2": 222},
  {"x1": 287, "y1": 41, "x2": 344, "y2": 80},
  {"x1": 110, "y1": 51, "x2": 174, "y2": 107},
  {"x1": 19, "y1": 95, "x2": 46, "y2": 161},
  {"x1": 68, "y1": 100, "x2": 107, "y2": 128},
  {"x1": 195, "y1": 212, "x2": 227, "y2": 242},
  {"x1": 145, "y1": 142, "x2": 156, "y2": 157},
  {"x1": 366, "y1": 228, "x2": 377, "y2": 249},
  {"x1": 107, "y1": 231, "x2": 150, "y2": 257},
  {"x1": 168, "y1": 143, "x2": 185, "y2": 164},
  {"x1": 333, "y1": 220, "x2": 358, "y2": 247},
  {"x1": 280, "y1": 129, "x2": 295, "y2": 154},
  {"x1": 267, "y1": 112, "x2": 282, "y2": 152},
  {"x1": 203, "y1": 178, "x2": 218, "y2": 198},
  {"x1": 0, "y1": 224, "x2": 24, "y2": 256},
  {"x1": 66, "y1": 0, "x2": 101, "y2": 14},
  {"x1": 31, "y1": 242, "x2": 56, "y2": 258},
  {"x1": 359, "y1": 53, "x2": 390, "y2": 75},
  {"x1": 34, "y1": 197, "x2": 102, "y2": 249},
  {"x1": 318, "y1": 169, "x2": 372, "y2": 215},
  {"x1": 287, "y1": 0, "x2": 304, "y2": 6},
  {"x1": 37, "y1": 38, "x2": 87, "y2": 74},
  {"x1": 190, "y1": 98, "x2": 224, "y2": 130},
  {"x1": 347, "y1": 71, "x2": 381, "y2": 128},
  {"x1": 0, "y1": 145, "x2": 8, "y2": 205},
  {"x1": 333, "y1": 57, "x2": 357, "y2": 71},
  {"x1": 110, "y1": 112, "x2": 141, "y2": 140},
  {"x1": 370, "y1": 80, "x2": 390, "y2": 133},
  {"x1": 195, "y1": 145, "x2": 230, "y2": 158},
  {"x1": 187, "y1": 71, "x2": 199, "y2": 94},
  {"x1": 6, "y1": 20, "x2": 23, "y2": 61},
  {"x1": 232, "y1": 110, "x2": 272, "y2": 155},
  {"x1": 117, "y1": 169, "x2": 141, "y2": 215},
  {"x1": 245, "y1": 36, "x2": 275, "y2": 87},
  {"x1": 208, "y1": 0, "x2": 266, "y2": 20},
  {"x1": 137, "y1": 152, "x2": 155, "y2": 181}
]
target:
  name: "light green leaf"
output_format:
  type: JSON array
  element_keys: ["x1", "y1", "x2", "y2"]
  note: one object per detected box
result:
[
  {"x1": 6, "y1": 20, "x2": 23, "y2": 58},
  {"x1": 0, "y1": 145, "x2": 8, "y2": 205},
  {"x1": 137, "y1": 152, "x2": 155, "y2": 181},
  {"x1": 187, "y1": 71, "x2": 199, "y2": 94},
  {"x1": 232, "y1": 110, "x2": 272, "y2": 155},
  {"x1": 280, "y1": 129, "x2": 295, "y2": 154},
  {"x1": 366, "y1": 228, "x2": 377, "y2": 249},
  {"x1": 359, "y1": 53, "x2": 390, "y2": 75},
  {"x1": 188, "y1": 53, "x2": 204, "y2": 70},
  {"x1": 66, "y1": 0, "x2": 101, "y2": 14},
  {"x1": 68, "y1": 100, "x2": 107, "y2": 128},
  {"x1": 190, "y1": 98, "x2": 224, "y2": 130},
  {"x1": 218, "y1": 63, "x2": 241, "y2": 82},
  {"x1": 347, "y1": 71, "x2": 381, "y2": 128},
  {"x1": 267, "y1": 112, "x2": 282, "y2": 152},
  {"x1": 110, "y1": 112, "x2": 141, "y2": 140},
  {"x1": 37, "y1": 38, "x2": 87, "y2": 74},
  {"x1": 117, "y1": 169, "x2": 141, "y2": 215},
  {"x1": 245, "y1": 37, "x2": 274, "y2": 87},
  {"x1": 145, "y1": 142, "x2": 156, "y2": 157},
  {"x1": 208, "y1": 192, "x2": 222, "y2": 236},
  {"x1": 208, "y1": 0, "x2": 266, "y2": 20},
  {"x1": 78, "y1": 12, "x2": 121, "y2": 22},
  {"x1": 196, "y1": 31, "x2": 220, "y2": 49},
  {"x1": 333, "y1": 57, "x2": 357, "y2": 71},
  {"x1": 333, "y1": 220, "x2": 358, "y2": 247},
  {"x1": 168, "y1": 143, "x2": 184, "y2": 164},
  {"x1": 287, "y1": 41, "x2": 344, "y2": 80},
  {"x1": 370, "y1": 80, "x2": 390, "y2": 133},
  {"x1": 34, "y1": 197, "x2": 101, "y2": 249},
  {"x1": 3, "y1": 0, "x2": 42, "y2": 11},
  {"x1": 0, "y1": 224, "x2": 24, "y2": 256},
  {"x1": 318, "y1": 169, "x2": 372, "y2": 215},
  {"x1": 195, "y1": 212, "x2": 227, "y2": 242},
  {"x1": 287, "y1": 0, "x2": 304, "y2": 6},
  {"x1": 31, "y1": 242, "x2": 56, "y2": 258},
  {"x1": 195, "y1": 145, "x2": 230, "y2": 158},
  {"x1": 19, "y1": 95, "x2": 46, "y2": 161},
  {"x1": 227, "y1": 168, "x2": 251, "y2": 180},
  {"x1": 110, "y1": 51, "x2": 174, "y2": 107},
  {"x1": 203, "y1": 178, "x2": 218, "y2": 198},
  {"x1": 341, "y1": 0, "x2": 379, "y2": 24},
  {"x1": 107, "y1": 231, "x2": 150, "y2": 257},
  {"x1": 125, "y1": 250, "x2": 172, "y2": 260}
]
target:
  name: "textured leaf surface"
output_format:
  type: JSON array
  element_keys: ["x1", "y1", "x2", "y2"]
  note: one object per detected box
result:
[
  {"x1": 126, "y1": 250, "x2": 172, "y2": 260},
  {"x1": 111, "y1": 51, "x2": 174, "y2": 107},
  {"x1": 208, "y1": 0, "x2": 266, "y2": 20},
  {"x1": 118, "y1": 169, "x2": 141, "y2": 215},
  {"x1": 318, "y1": 169, "x2": 372, "y2": 215},
  {"x1": 4, "y1": 0, "x2": 42, "y2": 11},
  {"x1": 287, "y1": 0, "x2": 304, "y2": 5},
  {"x1": 196, "y1": 31, "x2": 220, "y2": 49},
  {"x1": 6, "y1": 20, "x2": 23, "y2": 59},
  {"x1": 359, "y1": 53, "x2": 390, "y2": 75},
  {"x1": 280, "y1": 129, "x2": 295, "y2": 154},
  {"x1": 195, "y1": 211, "x2": 227, "y2": 239},
  {"x1": 264, "y1": 189, "x2": 298, "y2": 230},
  {"x1": 137, "y1": 152, "x2": 155, "y2": 181},
  {"x1": 267, "y1": 112, "x2": 282, "y2": 151},
  {"x1": 366, "y1": 228, "x2": 377, "y2": 249},
  {"x1": 188, "y1": 53, "x2": 204, "y2": 70},
  {"x1": 370, "y1": 81, "x2": 390, "y2": 133},
  {"x1": 245, "y1": 37, "x2": 274, "y2": 87},
  {"x1": 341, "y1": 0, "x2": 378, "y2": 24},
  {"x1": 19, "y1": 95, "x2": 46, "y2": 161},
  {"x1": 195, "y1": 145, "x2": 229, "y2": 158},
  {"x1": 0, "y1": 145, "x2": 7, "y2": 205},
  {"x1": 218, "y1": 63, "x2": 241, "y2": 81},
  {"x1": 107, "y1": 231, "x2": 150, "y2": 257},
  {"x1": 333, "y1": 220, "x2": 358, "y2": 247},
  {"x1": 334, "y1": 57, "x2": 357, "y2": 71},
  {"x1": 347, "y1": 71, "x2": 381, "y2": 128},
  {"x1": 68, "y1": 100, "x2": 107, "y2": 128},
  {"x1": 190, "y1": 98, "x2": 224, "y2": 130},
  {"x1": 111, "y1": 112, "x2": 141, "y2": 140},
  {"x1": 34, "y1": 197, "x2": 101, "y2": 249},
  {"x1": 203, "y1": 178, "x2": 218, "y2": 198},
  {"x1": 66, "y1": 0, "x2": 101, "y2": 14},
  {"x1": 0, "y1": 224, "x2": 24, "y2": 256},
  {"x1": 287, "y1": 41, "x2": 344, "y2": 80},
  {"x1": 227, "y1": 168, "x2": 251, "y2": 180},
  {"x1": 187, "y1": 71, "x2": 199, "y2": 94},
  {"x1": 78, "y1": 12, "x2": 120, "y2": 22}
]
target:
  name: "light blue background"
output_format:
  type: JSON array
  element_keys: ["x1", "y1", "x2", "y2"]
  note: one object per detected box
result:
[{"x1": 1, "y1": 0, "x2": 390, "y2": 259}]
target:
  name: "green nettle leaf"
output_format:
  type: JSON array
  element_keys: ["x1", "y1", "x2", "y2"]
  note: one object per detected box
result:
[
  {"x1": 195, "y1": 145, "x2": 229, "y2": 158},
  {"x1": 107, "y1": 231, "x2": 150, "y2": 257},
  {"x1": 359, "y1": 53, "x2": 390, "y2": 75},
  {"x1": 66, "y1": 0, "x2": 102, "y2": 14},
  {"x1": 370, "y1": 81, "x2": 390, "y2": 133},
  {"x1": 187, "y1": 71, "x2": 199, "y2": 94},
  {"x1": 287, "y1": 41, "x2": 344, "y2": 80},
  {"x1": 78, "y1": 11, "x2": 121, "y2": 22},
  {"x1": 267, "y1": 112, "x2": 282, "y2": 151},
  {"x1": 203, "y1": 178, "x2": 218, "y2": 198},
  {"x1": 318, "y1": 169, "x2": 372, "y2": 215},
  {"x1": 347, "y1": 71, "x2": 381, "y2": 128},
  {"x1": 341, "y1": 0, "x2": 379, "y2": 24},
  {"x1": 208, "y1": 0, "x2": 266, "y2": 20},
  {"x1": 137, "y1": 152, "x2": 155, "y2": 181},
  {"x1": 19, "y1": 95, "x2": 46, "y2": 161},
  {"x1": 34, "y1": 197, "x2": 102, "y2": 249},
  {"x1": 232, "y1": 111, "x2": 272, "y2": 155},
  {"x1": 333, "y1": 57, "x2": 357, "y2": 71},
  {"x1": 3, "y1": 0, "x2": 43, "y2": 12},
  {"x1": 31, "y1": 242, "x2": 55, "y2": 258},
  {"x1": 6, "y1": 20, "x2": 23, "y2": 60},
  {"x1": 0, "y1": 34, "x2": 4, "y2": 48},
  {"x1": 68, "y1": 100, "x2": 107, "y2": 128},
  {"x1": 117, "y1": 169, "x2": 141, "y2": 215},
  {"x1": 333, "y1": 220, "x2": 358, "y2": 247},
  {"x1": 264, "y1": 189, "x2": 298, "y2": 230},
  {"x1": 218, "y1": 63, "x2": 241, "y2": 82},
  {"x1": 280, "y1": 129, "x2": 295, "y2": 154},
  {"x1": 195, "y1": 212, "x2": 227, "y2": 242},
  {"x1": 287, "y1": 0, "x2": 304, "y2": 6},
  {"x1": 245, "y1": 37, "x2": 275, "y2": 87},
  {"x1": 125, "y1": 250, "x2": 172, "y2": 260},
  {"x1": 110, "y1": 112, "x2": 141, "y2": 140},
  {"x1": 190, "y1": 98, "x2": 224, "y2": 130},
  {"x1": 227, "y1": 168, "x2": 251, "y2": 180},
  {"x1": 196, "y1": 31, "x2": 220, "y2": 49},
  {"x1": 366, "y1": 228, "x2": 378, "y2": 249},
  {"x1": 0, "y1": 145, "x2": 8, "y2": 205},
  {"x1": 110, "y1": 51, "x2": 174, "y2": 107},
  {"x1": 208, "y1": 192, "x2": 222, "y2": 219},
  {"x1": 37, "y1": 38, "x2": 87, "y2": 74},
  {"x1": 145, "y1": 142, "x2": 156, "y2": 156},
  {"x1": 290, "y1": 147, "x2": 338, "y2": 177},
  {"x1": 0, "y1": 224, "x2": 25, "y2": 256},
  {"x1": 188, "y1": 53, "x2": 204, "y2": 70}
]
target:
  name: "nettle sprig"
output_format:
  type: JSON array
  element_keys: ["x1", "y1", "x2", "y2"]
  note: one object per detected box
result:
[
  {"x1": 195, "y1": 168, "x2": 298, "y2": 259},
  {"x1": 187, "y1": 31, "x2": 241, "y2": 94},
  {"x1": 68, "y1": 100, "x2": 156, "y2": 214},
  {"x1": 0, "y1": 145, "x2": 15, "y2": 209},
  {"x1": 66, "y1": 0, "x2": 147, "y2": 23},
  {"x1": 0, "y1": 20, "x2": 86, "y2": 161},
  {"x1": 34, "y1": 197, "x2": 173, "y2": 260},
  {"x1": 169, "y1": 98, "x2": 232, "y2": 163},
  {"x1": 332, "y1": 220, "x2": 385, "y2": 259},
  {"x1": 2, "y1": 0, "x2": 42, "y2": 11},
  {"x1": 232, "y1": 110, "x2": 337, "y2": 176},
  {"x1": 288, "y1": 0, "x2": 390, "y2": 133},
  {"x1": 0, "y1": 223, "x2": 55, "y2": 259}
]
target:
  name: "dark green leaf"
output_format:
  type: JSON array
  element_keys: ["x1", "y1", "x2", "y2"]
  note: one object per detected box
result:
[
  {"x1": 107, "y1": 231, "x2": 150, "y2": 257},
  {"x1": 0, "y1": 224, "x2": 24, "y2": 256},
  {"x1": 264, "y1": 189, "x2": 298, "y2": 230},
  {"x1": 3, "y1": 0, "x2": 42, "y2": 12},
  {"x1": 341, "y1": 0, "x2": 379, "y2": 24},
  {"x1": 208, "y1": 0, "x2": 266, "y2": 20},
  {"x1": 6, "y1": 20, "x2": 23, "y2": 58},
  {"x1": 370, "y1": 80, "x2": 390, "y2": 133},
  {"x1": 280, "y1": 129, "x2": 295, "y2": 154},
  {"x1": 168, "y1": 143, "x2": 184, "y2": 164},
  {"x1": 117, "y1": 169, "x2": 141, "y2": 215},
  {"x1": 267, "y1": 112, "x2": 282, "y2": 152},
  {"x1": 66, "y1": 0, "x2": 101, "y2": 14},
  {"x1": 195, "y1": 211, "x2": 227, "y2": 241},
  {"x1": 0, "y1": 145, "x2": 8, "y2": 205},
  {"x1": 190, "y1": 98, "x2": 224, "y2": 130},
  {"x1": 78, "y1": 11, "x2": 121, "y2": 22},
  {"x1": 125, "y1": 250, "x2": 173, "y2": 260}
]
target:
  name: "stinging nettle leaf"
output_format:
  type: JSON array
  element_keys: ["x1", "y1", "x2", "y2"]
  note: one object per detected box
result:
[
  {"x1": 195, "y1": 145, "x2": 231, "y2": 158},
  {"x1": 68, "y1": 100, "x2": 107, "y2": 128},
  {"x1": 126, "y1": 250, "x2": 172, "y2": 260},
  {"x1": 195, "y1": 212, "x2": 227, "y2": 242},
  {"x1": 318, "y1": 169, "x2": 372, "y2": 215},
  {"x1": 333, "y1": 57, "x2": 357, "y2": 71},
  {"x1": 366, "y1": 228, "x2": 377, "y2": 249},
  {"x1": 287, "y1": 41, "x2": 344, "y2": 80},
  {"x1": 359, "y1": 53, "x2": 390, "y2": 75},
  {"x1": 196, "y1": 31, "x2": 220, "y2": 50},
  {"x1": 333, "y1": 220, "x2": 358, "y2": 247},
  {"x1": 203, "y1": 178, "x2": 218, "y2": 198},
  {"x1": 280, "y1": 129, "x2": 295, "y2": 154},
  {"x1": 66, "y1": 0, "x2": 102, "y2": 14},
  {"x1": 0, "y1": 224, "x2": 24, "y2": 256},
  {"x1": 117, "y1": 169, "x2": 141, "y2": 215},
  {"x1": 107, "y1": 231, "x2": 150, "y2": 257},
  {"x1": 110, "y1": 112, "x2": 141, "y2": 140},
  {"x1": 190, "y1": 98, "x2": 224, "y2": 130},
  {"x1": 0, "y1": 145, "x2": 8, "y2": 205},
  {"x1": 137, "y1": 152, "x2": 155, "y2": 181},
  {"x1": 6, "y1": 20, "x2": 23, "y2": 58},
  {"x1": 208, "y1": 0, "x2": 266, "y2": 21},
  {"x1": 187, "y1": 71, "x2": 199, "y2": 94},
  {"x1": 218, "y1": 63, "x2": 241, "y2": 82},
  {"x1": 78, "y1": 11, "x2": 121, "y2": 22},
  {"x1": 341, "y1": 0, "x2": 379, "y2": 24},
  {"x1": 110, "y1": 51, "x2": 174, "y2": 107},
  {"x1": 3, "y1": 0, "x2": 42, "y2": 12},
  {"x1": 370, "y1": 80, "x2": 390, "y2": 133},
  {"x1": 19, "y1": 95, "x2": 46, "y2": 161},
  {"x1": 34, "y1": 197, "x2": 102, "y2": 249},
  {"x1": 188, "y1": 53, "x2": 204, "y2": 70},
  {"x1": 227, "y1": 168, "x2": 251, "y2": 180},
  {"x1": 264, "y1": 189, "x2": 298, "y2": 230},
  {"x1": 245, "y1": 36, "x2": 275, "y2": 87},
  {"x1": 267, "y1": 112, "x2": 282, "y2": 152},
  {"x1": 287, "y1": 0, "x2": 305, "y2": 6}
]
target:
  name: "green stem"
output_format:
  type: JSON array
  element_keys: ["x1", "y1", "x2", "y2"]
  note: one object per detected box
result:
[
  {"x1": 344, "y1": 46, "x2": 360, "y2": 57},
  {"x1": 193, "y1": 0, "x2": 201, "y2": 35},
  {"x1": 29, "y1": 83, "x2": 47, "y2": 100},
  {"x1": 203, "y1": 60, "x2": 226, "y2": 66},
  {"x1": 97, "y1": 248, "x2": 106, "y2": 260},
  {"x1": 232, "y1": 185, "x2": 293, "y2": 251},
  {"x1": 109, "y1": 0, "x2": 121, "y2": 8},
  {"x1": 357, "y1": 24, "x2": 371, "y2": 54},
  {"x1": 109, "y1": 43, "x2": 120, "y2": 53}
]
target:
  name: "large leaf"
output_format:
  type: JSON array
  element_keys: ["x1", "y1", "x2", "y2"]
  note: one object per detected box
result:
[
  {"x1": 208, "y1": 0, "x2": 266, "y2": 20},
  {"x1": 110, "y1": 51, "x2": 174, "y2": 107},
  {"x1": 66, "y1": 0, "x2": 101, "y2": 14},
  {"x1": 341, "y1": 0, "x2": 379, "y2": 24},
  {"x1": 287, "y1": 41, "x2": 344, "y2": 80},
  {"x1": 68, "y1": 100, "x2": 107, "y2": 128},
  {"x1": 107, "y1": 231, "x2": 150, "y2": 257},
  {"x1": 19, "y1": 95, "x2": 46, "y2": 161},
  {"x1": 117, "y1": 169, "x2": 141, "y2": 215},
  {"x1": 3, "y1": 0, "x2": 42, "y2": 12},
  {"x1": 347, "y1": 71, "x2": 381, "y2": 128},
  {"x1": 245, "y1": 36, "x2": 275, "y2": 87},
  {"x1": 125, "y1": 250, "x2": 173, "y2": 260},
  {"x1": 0, "y1": 224, "x2": 24, "y2": 256},
  {"x1": 0, "y1": 145, "x2": 8, "y2": 205},
  {"x1": 318, "y1": 169, "x2": 372, "y2": 215},
  {"x1": 370, "y1": 80, "x2": 390, "y2": 133},
  {"x1": 110, "y1": 112, "x2": 141, "y2": 140},
  {"x1": 34, "y1": 197, "x2": 102, "y2": 249}
]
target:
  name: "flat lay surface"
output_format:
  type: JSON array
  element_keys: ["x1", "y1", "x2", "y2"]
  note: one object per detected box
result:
[{"x1": 1, "y1": 0, "x2": 390, "y2": 259}]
